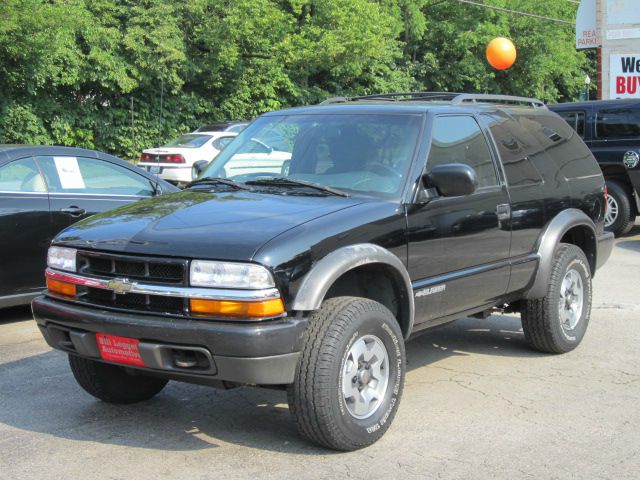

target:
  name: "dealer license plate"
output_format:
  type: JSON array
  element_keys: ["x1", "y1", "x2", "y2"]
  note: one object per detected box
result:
[{"x1": 96, "y1": 333, "x2": 145, "y2": 367}]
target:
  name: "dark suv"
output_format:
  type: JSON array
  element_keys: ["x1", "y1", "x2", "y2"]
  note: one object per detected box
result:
[
  {"x1": 32, "y1": 93, "x2": 613, "y2": 451},
  {"x1": 549, "y1": 99, "x2": 640, "y2": 236}
]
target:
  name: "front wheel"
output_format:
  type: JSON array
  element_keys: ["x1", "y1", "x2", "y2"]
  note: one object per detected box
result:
[
  {"x1": 288, "y1": 297, "x2": 405, "y2": 451},
  {"x1": 69, "y1": 355, "x2": 168, "y2": 404}
]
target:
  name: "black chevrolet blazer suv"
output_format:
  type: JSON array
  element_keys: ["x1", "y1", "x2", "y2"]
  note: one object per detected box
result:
[{"x1": 32, "y1": 93, "x2": 614, "y2": 451}]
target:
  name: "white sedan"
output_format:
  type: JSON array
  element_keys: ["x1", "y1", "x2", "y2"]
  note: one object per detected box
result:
[{"x1": 139, "y1": 131, "x2": 237, "y2": 185}]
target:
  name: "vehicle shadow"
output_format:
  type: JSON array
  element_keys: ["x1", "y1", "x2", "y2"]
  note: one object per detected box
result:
[
  {"x1": 616, "y1": 239, "x2": 640, "y2": 252},
  {"x1": 0, "y1": 314, "x2": 535, "y2": 454},
  {"x1": 0, "y1": 305, "x2": 33, "y2": 325}
]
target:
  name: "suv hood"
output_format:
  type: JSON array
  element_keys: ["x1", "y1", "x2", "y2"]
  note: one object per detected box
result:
[{"x1": 54, "y1": 190, "x2": 362, "y2": 261}]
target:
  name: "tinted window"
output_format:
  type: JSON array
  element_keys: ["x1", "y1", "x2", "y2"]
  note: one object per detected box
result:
[
  {"x1": 596, "y1": 108, "x2": 640, "y2": 138},
  {"x1": 480, "y1": 113, "x2": 543, "y2": 187},
  {"x1": 507, "y1": 113, "x2": 600, "y2": 180},
  {"x1": 225, "y1": 124, "x2": 247, "y2": 133},
  {"x1": 556, "y1": 111, "x2": 586, "y2": 138},
  {"x1": 37, "y1": 156, "x2": 154, "y2": 196},
  {"x1": 427, "y1": 116, "x2": 498, "y2": 188},
  {"x1": 212, "y1": 136, "x2": 235, "y2": 151},
  {"x1": 0, "y1": 157, "x2": 47, "y2": 193},
  {"x1": 163, "y1": 134, "x2": 212, "y2": 148},
  {"x1": 535, "y1": 114, "x2": 601, "y2": 178}
]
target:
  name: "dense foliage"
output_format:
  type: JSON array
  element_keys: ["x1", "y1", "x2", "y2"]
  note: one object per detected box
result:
[{"x1": 0, "y1": 0, "x2": 591, "y2": 158}]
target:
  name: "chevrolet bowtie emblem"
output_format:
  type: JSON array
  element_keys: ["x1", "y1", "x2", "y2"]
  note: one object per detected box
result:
[{"x1": 105, "y1": 278, "x2": 133, "y2": 295}]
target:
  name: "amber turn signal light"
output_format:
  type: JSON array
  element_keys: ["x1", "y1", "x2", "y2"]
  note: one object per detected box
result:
[
  {"x1": 46, "y1": 278, "x2": 77, "y2": 297},
  {"x1": 189, "y1": 298, "x2": 285, "y2": 318}
]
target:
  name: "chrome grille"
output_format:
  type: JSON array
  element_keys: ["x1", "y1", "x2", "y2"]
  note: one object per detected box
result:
[{"x1": 75, "y1": 251, "x2": 188, "y2": 315}]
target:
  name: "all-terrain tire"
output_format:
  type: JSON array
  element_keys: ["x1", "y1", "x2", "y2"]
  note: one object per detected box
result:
[
  {"x1": 521, "y1": 243, "x2": 592, "y2": 354},
  {"x1": 69, "y1": 355, "x2": 168, "y2": 404},
  {"x1": 288, "y1": 297, "x2": 405, "y2": 451},
  {"x1": 605, "y1": 180, "x2": 635, "y2": 237}
]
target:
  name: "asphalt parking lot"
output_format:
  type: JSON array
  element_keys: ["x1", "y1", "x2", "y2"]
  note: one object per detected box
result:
[{"x1": 1, "y1": 230, "x2": 639, "y2": 480}]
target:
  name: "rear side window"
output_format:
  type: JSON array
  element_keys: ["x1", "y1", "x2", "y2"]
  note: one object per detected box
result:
[
  {"x1": 532, "y1": 114, "x2": 601, "y2": 178},
  {"x1": 556, "y1": 111, "x2": 586, "y2": 138},
  {"x1": 480, "y1": 113, "x2": 543, "y2": 187},
  {"x1": 212, "y1": 136, "x2": 235, "y2": 151},
  {"x1": 596, "y1": 108, "x2": 640, "y2": 138},
  {"x1": 427, "y1": 116, "x2": 498, "y2": 188},
  {"x1": 163, "y1": 134, "x2": 212, "y2": 148}
]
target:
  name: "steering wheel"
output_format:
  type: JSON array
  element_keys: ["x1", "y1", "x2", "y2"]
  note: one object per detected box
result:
[{"x1": 248, "y1": 138, "x2": 273, "y2": 154}]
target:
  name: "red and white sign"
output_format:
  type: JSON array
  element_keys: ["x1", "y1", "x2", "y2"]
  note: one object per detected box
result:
[
  {"x1": 610, "y1": 54, "x2": 640, "y2": 99},
  {"x1": 96, "y1": 333, "x2": 145, "y2": 367},
  {"x1": 576, "y1": 0, "x2": 598, "y2": 49}
]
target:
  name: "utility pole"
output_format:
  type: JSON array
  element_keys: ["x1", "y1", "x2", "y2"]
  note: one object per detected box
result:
[{"x1": 596, "y1": 0, "x2": 602, "y2": 99}]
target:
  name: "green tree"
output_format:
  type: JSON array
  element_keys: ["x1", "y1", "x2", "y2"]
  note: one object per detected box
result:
[{"x1": 0, "y1": 0, "x2": 593, "y2": 159}]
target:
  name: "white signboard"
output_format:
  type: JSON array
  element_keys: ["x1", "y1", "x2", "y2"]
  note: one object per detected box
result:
[
  {"x1": 576, "y1": 0, "x2": 598, "y2": 49},
  {"x1": 53, "y1": 156, "x2": 86, "y2": 189},
  {"x1": 607, "y1": 0, "x2": 640, "y2": 27},
  {"x1": 610, "y1": 54, "x2": 640, "y2": 98},
  {"x1": 607, "y1": 28, "x2": 640, "y2": 40}
]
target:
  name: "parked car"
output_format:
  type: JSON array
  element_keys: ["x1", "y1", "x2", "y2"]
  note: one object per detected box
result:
[
  {"x1": 193, "y1": 121, "x2": 249, "y2": 134},
  {"x1": 549, "y1": 99, "x2": 640, "y2": 236},
  {"x1": 139, "y1": 131, "x2": 237, "y2": 186},
  {"x1": 33, "y1": 93, "x2": 613, "y2": 451},
  {"x1": 0, "y1": 145, "x2": 178, "y2": 309},
  {"x1": 191, "y1": 136, "x2": 292, "y2": 180}
]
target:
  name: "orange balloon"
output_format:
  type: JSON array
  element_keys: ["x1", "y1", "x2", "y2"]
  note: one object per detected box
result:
[{"x1": 486, "y1": 37, "x2": 517, "y2": 70}]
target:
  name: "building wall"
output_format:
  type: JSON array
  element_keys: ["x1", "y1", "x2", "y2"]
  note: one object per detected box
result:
[{"x1": 601, "y1": 0, "x2": 640, "y2": 99}]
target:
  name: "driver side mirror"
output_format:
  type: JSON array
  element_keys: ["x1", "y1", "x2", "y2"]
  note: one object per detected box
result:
[
  {"x1": 423, "y1": 163, "x2": 478, "y2": 197},
  {"x1": 192, "y1": 160, "x2": 209, "y2": 180}
]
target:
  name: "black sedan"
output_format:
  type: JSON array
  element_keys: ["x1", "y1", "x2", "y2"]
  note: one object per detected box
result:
[{"x1": 0, "y1": 145, "x2": 178, "y2": 308}]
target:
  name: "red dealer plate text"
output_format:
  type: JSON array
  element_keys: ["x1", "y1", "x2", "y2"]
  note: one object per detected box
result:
[{"x1": 96, "y1": 333, "x2": 145, "y2": 367}]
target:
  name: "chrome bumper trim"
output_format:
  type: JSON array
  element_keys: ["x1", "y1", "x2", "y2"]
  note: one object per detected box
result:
[{"x1": 45, "y1": 268, "x2": 281, "y2": 301}]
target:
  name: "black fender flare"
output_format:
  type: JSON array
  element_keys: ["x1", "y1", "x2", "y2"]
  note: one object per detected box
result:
[
  {"x1": 525, "y1": 208, "x2": 597, "y2": 299},
  {"x1": 291, "y1": 243, "x2": 415, "y2": 339}
]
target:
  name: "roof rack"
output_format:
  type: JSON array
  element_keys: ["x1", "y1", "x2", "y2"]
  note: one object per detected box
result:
[
  {"x1": 319, "y1": 92, "x2": 462, "y2": 104},
  {"x1": 451, "y1": 94, "x2": 546, "y2": 108},
  {"x1": 319, "y1": 92, "x2": 546, "y2": 108}
]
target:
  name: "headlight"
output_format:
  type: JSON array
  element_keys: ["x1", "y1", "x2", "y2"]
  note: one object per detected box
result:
[
  {"x1": 47, "y1": 246, "x2": 77, "y2": 272},
  {"x1": 190, "y1": 261, "x2": 275, "y2": 289}
]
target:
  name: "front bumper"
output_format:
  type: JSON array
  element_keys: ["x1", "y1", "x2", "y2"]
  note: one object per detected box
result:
[
  {"x1": 32, "y1": 295, "x2": 307, "y2": 385},
  {"x1": 596, "y1": 231, "x2": 615, "y2": 270}
]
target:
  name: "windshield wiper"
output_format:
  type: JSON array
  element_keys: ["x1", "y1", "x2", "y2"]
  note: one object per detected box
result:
[
  {"x1": 245, "y1": 177, "x2": 350, "y2": 197},
  {"x1": 187, "y1": 177, "x2": 253, "y2": 191}
]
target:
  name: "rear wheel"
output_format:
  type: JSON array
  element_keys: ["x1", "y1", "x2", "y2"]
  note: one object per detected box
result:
[
  {"x1": 605, "y1": 180, "x2": 635, "y2": 236},
  {"x1": 521, "y1": 244, "x2": 592, "y2": 353},
  {"x1": 69, "y1": 355, "x2": 168, "y2": 404},
  {"x1": 288, "y1": 297, "x2": 405, "y2": 451}
]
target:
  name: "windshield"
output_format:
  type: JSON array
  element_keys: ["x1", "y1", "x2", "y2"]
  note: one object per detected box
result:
[
  {"x1": 200, "y1": 113, "x2": 423, "y2": 198},
  {"x1": 163, "y1": 134, "x2": 212, "y2": 148}
]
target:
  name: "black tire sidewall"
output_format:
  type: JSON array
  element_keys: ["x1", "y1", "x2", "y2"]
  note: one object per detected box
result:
[
  {"x1": 69, "y1": 355, "x2": 168, "y2": 403},
  {"x1": 329, "y1": 305, "x2": 405, "y2": 445},
  {"x1": 547, "y1": 247, "x2": 592, "y2": 350},
  {"x1": 605, "y1": 180, "x2": 633, "y2": 236}
]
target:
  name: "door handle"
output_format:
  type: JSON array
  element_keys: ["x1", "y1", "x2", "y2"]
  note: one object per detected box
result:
[
  {"x1": 60, "y1": 206, "x2": 86, "y2": 217},
  {"x1": 496, "y1": 203, "x2": 511, "y2": 221}
]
